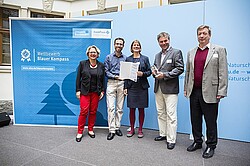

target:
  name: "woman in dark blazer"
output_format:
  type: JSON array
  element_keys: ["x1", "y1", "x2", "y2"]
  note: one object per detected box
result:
[
  {"x1": 75, "y1": 45, "x2": 105, "y2": 142},
  {"x1": 124, "y1": 40, "x2": 151, "y2": 138}
]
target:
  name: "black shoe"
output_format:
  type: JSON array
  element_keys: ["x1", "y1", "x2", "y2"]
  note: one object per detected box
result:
[
  {"x1": 187, "y1": 142, "x2": 202, "y2": 152},
  {"x1": 107, "y1": 132, "x2": 115, "y2": 140},
  {"x1": 127, "y1": 131, "x2": 135, "y2": 137},
  {"x1": 115, "y1": 129, "x2": 123, "y2": 136},
  {"x1": 154, "y1": 136, "x2": 167, "y2": 141},
  {"x1": 76, "y1": 135, "x2": 83, "y2": 142},
  {"x1": 88, "y1": 132, "x2": 95, "y2": 138},
  {"x1": 167, "y1": 142, "x2": 175, "y2": 150},
  {"x1": 202, "y1": 147, "x2": 214, "y2": 159}
]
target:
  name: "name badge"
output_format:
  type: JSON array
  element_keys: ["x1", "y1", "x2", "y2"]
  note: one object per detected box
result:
[
  {"x1": 213, "y1": 54, "x2": 218, "y2": 58},
  {"x1": 166, "y1": 59, "x2": 172, "y2": 63}
]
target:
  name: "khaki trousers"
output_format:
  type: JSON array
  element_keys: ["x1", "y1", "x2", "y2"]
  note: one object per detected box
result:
[
  {"x1": 106, "y1": 79, "x2": 125, "y2": 133},
  {"x1": 155, "y1": 88, "x2": 178, "y2": 143}
]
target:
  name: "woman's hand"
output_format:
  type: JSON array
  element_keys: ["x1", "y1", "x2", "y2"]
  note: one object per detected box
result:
[
  {"x1": 137, "y1": 71, "x2": 143, "y2": 77},
  {"x1": 124, "y1": 89, "x2": 128, "y2": 95},
  {"x1": 76, "y1": 91, "x2": 81, "y2": 99},
  {"x1": 99, "y1": 91, "x2": 104, "y2": 100}
]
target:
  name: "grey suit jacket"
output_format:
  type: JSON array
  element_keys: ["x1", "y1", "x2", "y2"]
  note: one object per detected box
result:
[
  {"x1": 184, "y1": 44, "x2": 228, "y2": 103},
  {"x1": 153, "y1": 47, "x2": 184, "y2": 94}
]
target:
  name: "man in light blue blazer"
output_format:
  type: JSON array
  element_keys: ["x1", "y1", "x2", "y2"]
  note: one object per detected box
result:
[
  {"x1": 184, "y1": 25, "x2": 228, "y2": 159},
  {"x1": 152, "y1": 32, "x2": 184, "y2": 150}
]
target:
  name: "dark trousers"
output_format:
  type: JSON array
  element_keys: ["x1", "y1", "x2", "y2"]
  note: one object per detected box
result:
[{"x1": 190, "y1": 88, "x2": 218, "y2": 149}]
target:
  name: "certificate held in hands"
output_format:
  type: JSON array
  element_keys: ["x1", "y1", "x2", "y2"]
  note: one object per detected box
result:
[{"x1": 119, "y1": 61, "x2": 140, "y2": 82}]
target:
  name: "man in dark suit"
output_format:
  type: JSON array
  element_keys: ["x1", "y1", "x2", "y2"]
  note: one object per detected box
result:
[
  {"x1": 152, "y1": 32, "x2": 184, "y2": 150},
  {"x1": 184, "y1": 25, "x2": 228, "y2": 158}
]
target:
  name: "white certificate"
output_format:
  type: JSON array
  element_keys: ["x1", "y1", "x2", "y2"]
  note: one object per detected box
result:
[{"x1": 119, "y1": 61, "x2": 140, "y2": 82}]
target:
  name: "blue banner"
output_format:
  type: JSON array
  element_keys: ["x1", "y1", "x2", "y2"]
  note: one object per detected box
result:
[{"x1": 11, "y1": 18, "x2": 112, "y2": 126}]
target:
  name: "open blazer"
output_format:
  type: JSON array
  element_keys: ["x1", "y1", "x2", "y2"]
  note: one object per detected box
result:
[
  {"x1": 153, "y1": 47, "x2": 184, "y2": 94},
  {"x1": 76, "y1": 59, "x2": 105, "y2": 96},
  {"x1": 184, "y1": 44, "x2": 228, "y2": 103}
]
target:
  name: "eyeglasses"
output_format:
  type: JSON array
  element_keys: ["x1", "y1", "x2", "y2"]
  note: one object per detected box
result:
[{"x1": 89, "y1": 52, "x2": 97, "y2": 54}]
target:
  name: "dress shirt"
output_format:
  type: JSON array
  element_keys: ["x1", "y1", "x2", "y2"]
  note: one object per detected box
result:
[
  {"x1": 104, "y1": 52, "x2": 126, "y2": 79},
  {"x1": 160, "y1": 46, "x2": 171, "y2": 65}
]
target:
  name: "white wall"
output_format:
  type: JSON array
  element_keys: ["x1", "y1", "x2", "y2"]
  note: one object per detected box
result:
[
  {"x1": 3, "y1": 0, "x2": 70, "y2": 10},
  {"x1": 0, "y1": 71, "x2": 12, "y2": 100},
  {"x1": 0, "y1": 0, "x2": 67, "y2": 100},
  {"x1": 71, "y1": 0, "x2": 168, "y2": 16},
  {"x1": 2, "y1": 0, "x2": 167, "y2": 17},
  {"x1": 2, "y1": 0, "x2": 71, "y2": 16}
]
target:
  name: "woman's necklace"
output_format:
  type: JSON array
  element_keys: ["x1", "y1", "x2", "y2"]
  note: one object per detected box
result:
[{"x1": 89, "y1": 63, "x2": 97, "y2": 69}]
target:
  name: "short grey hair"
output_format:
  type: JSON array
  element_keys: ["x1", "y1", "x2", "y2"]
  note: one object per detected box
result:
[{"x1": 157, "y1": 32, "x2": 170, "y2": 41}]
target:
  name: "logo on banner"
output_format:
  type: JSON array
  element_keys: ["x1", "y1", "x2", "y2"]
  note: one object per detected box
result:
[
  {"x1": 92, "y1": 29, "x2": 111, "y2": 39},
  {"x1": 72, "y1": 28, "x2": 111, "y2": 39},
  {"x1": 21, "y1": 49, "x2": 31, "y2": 62},
  {"x1": 73, "y1": 28, "x2": 91, "y2": 38}
]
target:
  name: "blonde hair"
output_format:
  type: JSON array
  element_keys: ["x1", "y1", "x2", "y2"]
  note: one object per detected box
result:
[{"x1": 86, "y1": 45, "x2": 101, "y2": 57}]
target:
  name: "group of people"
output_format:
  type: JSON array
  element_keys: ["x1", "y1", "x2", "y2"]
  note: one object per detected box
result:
[{"x1": 75, "y1": 25, "x2": 228, "y2": 159}]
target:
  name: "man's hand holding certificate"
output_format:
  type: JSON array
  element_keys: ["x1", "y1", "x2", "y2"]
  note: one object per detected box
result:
[{"x1": 119, "y1": 61, "x2": 140, "y2": 82}]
